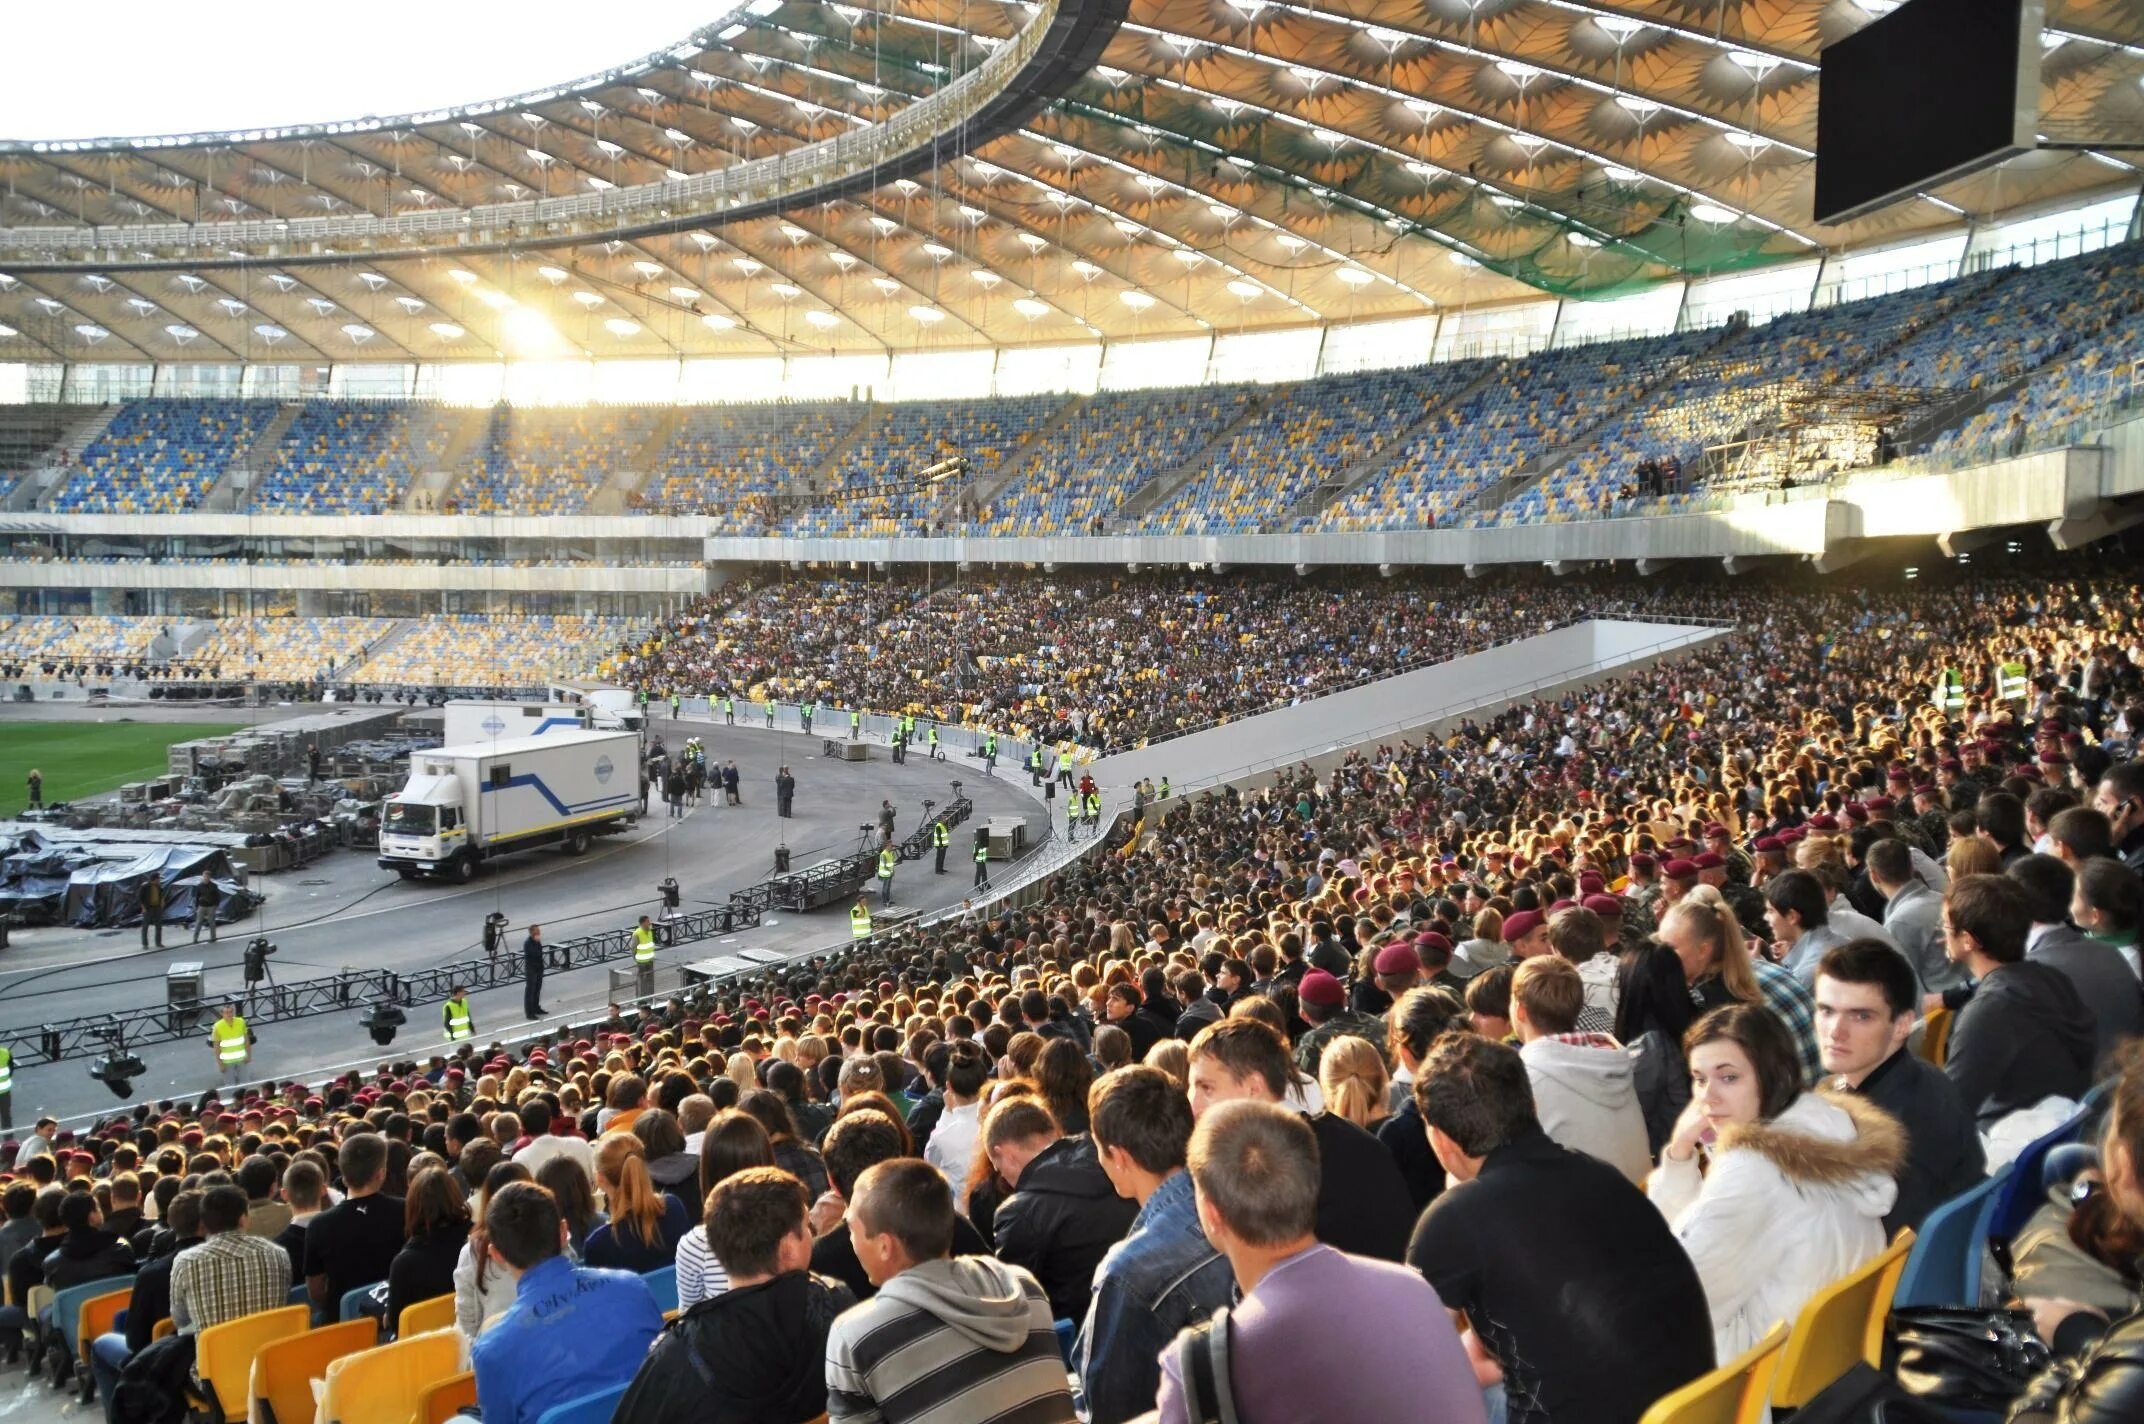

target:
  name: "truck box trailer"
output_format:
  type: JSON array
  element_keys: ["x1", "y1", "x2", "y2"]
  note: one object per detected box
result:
[
  {"x1": 377, "y1": 729, "x2": 640, "y2": 881},
  {"x1": 439, "y1": 700, "x2": 590, "y2": 747}
]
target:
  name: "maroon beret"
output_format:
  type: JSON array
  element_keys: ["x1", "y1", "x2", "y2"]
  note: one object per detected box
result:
[
  {"x1": 1374, "y1": 943, "x2": 1421, "y2": 976},
  {"x1": 1501, "y1": 910, "x2": 1545, "y2": 941},
  {"x1": 1661, "y1": 859, "x2": 1699, "y2": 882},
  {"x1": 1298, "y1": 970, "x2": 1346, "y2": 1008},
  {"x1": 1583, "y1": 894, "x2": 1624, "y2": 918}
]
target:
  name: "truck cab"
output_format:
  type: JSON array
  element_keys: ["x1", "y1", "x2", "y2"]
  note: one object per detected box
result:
[{"x1": 378, "y1": 772, "x2": 470, "y2": 879}]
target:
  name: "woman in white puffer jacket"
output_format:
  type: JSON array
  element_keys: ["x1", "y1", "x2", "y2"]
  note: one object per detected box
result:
[{"x1": 1649, "y1": 1002, "x2": 1905, "y2": 1360}]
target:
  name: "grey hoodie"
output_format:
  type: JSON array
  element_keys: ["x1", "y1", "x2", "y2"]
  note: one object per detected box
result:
[
  {"x1": 1449, "y1": 937, "x2": 1510, "y2": 981},
  {"x1": 825, "y1": 1255, "x2": 1076, "y2": 1424},
  {"x1": 1520, "y1": 1034, "x2": 1654, "y2": 1185},
  {"x1": 880, "y1": 1256, "x2": 1038, "y2": 1353}
]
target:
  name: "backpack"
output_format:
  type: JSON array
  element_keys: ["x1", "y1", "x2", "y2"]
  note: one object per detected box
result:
[{"x1": 1175, "y1": 1307, "x2": 1239, "y2": 1424}]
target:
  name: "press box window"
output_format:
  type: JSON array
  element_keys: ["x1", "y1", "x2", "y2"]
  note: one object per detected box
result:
[{"x1": 490, "y1": 764, "x2": 511, "y2": 789}]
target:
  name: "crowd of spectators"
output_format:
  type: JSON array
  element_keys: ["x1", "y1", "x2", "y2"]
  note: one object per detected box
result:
[
  {"x1": 6, "y1": 559, "x2": 2144, "y2": 1423},
  {"x1": 597, "y1": 568, "x2": 1620, "y2": 751}
]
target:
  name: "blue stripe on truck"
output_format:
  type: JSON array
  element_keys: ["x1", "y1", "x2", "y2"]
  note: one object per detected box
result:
[{"x1": 479, "y1": 774, "x2": 638, "y2": 817}]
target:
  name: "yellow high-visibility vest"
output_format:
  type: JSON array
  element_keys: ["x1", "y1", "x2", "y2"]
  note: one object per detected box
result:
[
  {"x1": 878, "y1": 848, "x2": 896, "y2": 880},
  {"x1": 212, "y1": 1017, "x2": 249, "y2": 1064},
  {"x1": 850, "y1": 906, "x2": 873, "y2": 938},
  {"x1": 932, "y1": 824, "x2": 949, "y2": 847},
  {"x1": 0, "y1": 1046, "x2": 12, "y2": 1095},
  {"x1": 443, "y1": 998, "x2": 473, "y2": 1041},
  {"x1": 633, "y1": 926, "x2": 657, "y2": 964}
]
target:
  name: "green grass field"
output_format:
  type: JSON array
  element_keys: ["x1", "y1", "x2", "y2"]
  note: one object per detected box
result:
[{"x1": 0, "y1": 721, "x2": 242, "y2": 817}]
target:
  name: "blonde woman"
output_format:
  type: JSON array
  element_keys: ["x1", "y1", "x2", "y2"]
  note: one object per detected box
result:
[
  {"x1": 1657, "y1": 886, "x2": 1821, "y2": 1083},
  {"x1": 1319, "y1": 1036, "x2": 1391, "y2": 1132}
]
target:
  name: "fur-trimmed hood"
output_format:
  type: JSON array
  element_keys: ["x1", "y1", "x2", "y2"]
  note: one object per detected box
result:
[{"x1": 1716, "y1": 1088, "x2": 1906, "y2": 1194}]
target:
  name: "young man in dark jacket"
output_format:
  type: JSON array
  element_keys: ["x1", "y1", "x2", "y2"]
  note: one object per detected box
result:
[
  {"x1": 1941, "y1": 875, "x2": 2097, "y2": 1126},
  {"x1": 987, "y1": 1111, "x2": 1137, "y2": 1326},
  {"x1": 615, "y1": 1168, "x2": 852, "y2": 1424},
  {"x1": 44, "y1": 1191, "x2": 137, "y2": 1292},
  {"x1": 1816, "y1": 943, "x2": 1984, "y2": 1236}
]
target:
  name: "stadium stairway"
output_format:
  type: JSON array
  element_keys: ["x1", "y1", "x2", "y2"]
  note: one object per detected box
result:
[
  {"x1": 967, "y1": 393, "x2": 1088, "y2": 518},
  {"x1": 1275, "y1": 361, "x2": 1511, "y2": 531},
  {"x1": 407, "y1": 408, "x2": 497, "y2": 512},
  {"x1": 214, "y1": 401, "x2": 303, "y2": 512},
  {"x1": 1111, "y1": 390, "x2": 1274, "y2": 529},
  {"x1": 1462, "y1": 327, "x2": 1745, "y2": 521},
  {"x1": 802, "y1": 402, "x2": 887, "y2": 501},
  {"x1": 585, "y1": 407, "x2": 686, "y2": 514},
  {"x1": 330, "y1": 618, "x2": 420, "y2": 682},
  {"x1": 31, "y1": 405, "x2": 122, "y2": 510}
]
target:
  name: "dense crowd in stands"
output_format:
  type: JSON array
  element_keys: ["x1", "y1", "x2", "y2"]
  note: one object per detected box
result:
[
  {"x1": 597, "y1": 569, "x2": 1611, "y2": 750},
  {"x1": 15, "y1": 239, "x2": 2139, "y2": 534},
  {"x1": 4, "y1": 559, "x2": 2144, "y2": 1423}
]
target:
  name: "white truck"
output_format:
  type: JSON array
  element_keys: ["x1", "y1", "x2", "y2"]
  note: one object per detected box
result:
[
  {"x1": 548, "y1": 681, "x2": 646, "y2": 733},
  {"x1": 377, "y1": 729, "x2": 641, "y2": 882},
  {"x1": 440, "y1": 700, "x2": 590, "y2": 747}
]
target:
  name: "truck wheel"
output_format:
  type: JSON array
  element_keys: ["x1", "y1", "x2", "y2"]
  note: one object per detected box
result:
[
  {"x1": 564, "y1": 829, "x2": 591, "y2": 856},
  {"x1": 451, "y1": 854, "x2": 477, "y2": 884}
]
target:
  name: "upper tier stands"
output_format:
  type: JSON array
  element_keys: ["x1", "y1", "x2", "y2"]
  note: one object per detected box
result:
[
  {"x1": 645, "y1": 401, "x2": 869, "y2": 531},
  {"x1": 453, "y1": 406, "x2": 670, "y2": 515},
  {"x1": 782, "y1": 394, "x2": 1064, "y2": 536},
  {"x1": 51, "y1": 399, "x2": 276, "y2": 514},
  {"x1": 979, "y1": 385, "x2": 1259, "y2": 535},
  {"x1": 252, "y1": 403, "x2": 460, "y2": 515},
  {"x1": 1146, "y1": 368, "x2": 1465, "y2": 536},
  {"x1": 13, "y1": 238, "x2": 2139, "y2": 527}
]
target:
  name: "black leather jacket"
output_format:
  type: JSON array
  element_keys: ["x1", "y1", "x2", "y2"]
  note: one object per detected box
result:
[
  {"x1": 2013, "y1": 1309, "x2": 2144, "y2": 1424},
  {"x1": 612, "y1": 1271, "x2": 854, "y2": 1424}
]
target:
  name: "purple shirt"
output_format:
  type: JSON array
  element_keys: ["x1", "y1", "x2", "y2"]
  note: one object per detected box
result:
[{"x1": 1156, "y1": 1244, "x2": 1486, "y2": 1424}]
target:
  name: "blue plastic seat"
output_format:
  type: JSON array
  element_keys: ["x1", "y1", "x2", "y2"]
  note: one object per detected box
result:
[
  {"x1": 340, "y1": 1282, "x2": 381, "y2": 1322},
  {"x1": 1893, "y1": 1173, "x2": 2003, "y2": 1309},
  {"x1": 641, "y1": 1264, "x2": 677, "y2": 1313},
  {"x1": 534, "y1": 1382, "x2": 629, "y2": 1424}
]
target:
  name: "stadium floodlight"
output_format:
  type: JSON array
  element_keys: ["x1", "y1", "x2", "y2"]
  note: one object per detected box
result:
[
  {"x1": 907, "y1": 305, "x2": 945, "y2": 323},
  {"x1": 603, "y1": 318, "x2": 641, "y2": 337},
  {"x1": 702, "y1": 312, "x2": 737, "y2": 331},
  {"x1": 1012, "y1": 298, "x2": 1047, "y2": 319},
  {"x1": 429, "y1": 322, "x2": 466, "y2": 340},
  {"x1": 1120, "y1": 290, "x2": 1156, "y2": 311},
  {"x1": 1226, "y1": 280, "x2": 1260, "y2": 300},
  {"x1": 804, "y1": 309, "x2": 838, "y2": 328},
  {"x1": 1336, "y1": 268, "x2": 1374, "y2": 287}
]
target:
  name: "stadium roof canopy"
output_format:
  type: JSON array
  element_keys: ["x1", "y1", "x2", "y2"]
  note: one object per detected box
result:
[{"x1": 0, "y1": 0, "x2": 2138, "y2": 364}]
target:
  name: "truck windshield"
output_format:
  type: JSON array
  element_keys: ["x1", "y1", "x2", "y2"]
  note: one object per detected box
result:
[{"x1": 383, "y1": 802, "x2": 436, "y2": 836}]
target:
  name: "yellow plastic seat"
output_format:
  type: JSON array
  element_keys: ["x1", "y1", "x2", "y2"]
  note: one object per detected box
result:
[
  {"x1": 320, "y1": 1328, "x2": 464, "y2": 1424},
  {"x1": 1770, "y1": 1229, "x2": 1916, "y2": 1408},
  {"x1": 1917, "y1": 1006, "x2": 1953, "y2": 1066},
  {"x1": 1638, "y1": 1321, "x2": 1789, "y2": 1424},
  {"x1": 397, "y1": 1294, "x2": 456, "y2": 1340},
  {"x1": 251, "y1": 1317, "x2": 379, "y2": 1424},
  {"x1": 195, "y1": 1303, "x2": 310, "y2": 1419},
  {"x1": 78, "y1": 1288, "x2": 131, "y2": 1373},
  {"x1": 152, "y1": 1317, "x2": 176, "y2": 1341},
  {"x1": 418, "y1": 1370, "x2": 477, "y2": 1424}
]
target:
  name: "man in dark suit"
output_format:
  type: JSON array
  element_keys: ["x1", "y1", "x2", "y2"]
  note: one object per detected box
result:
[
  {"x1": 523, "y1": 925, "x2": 547, "y2": 1020},
  {"x1": 2012, "y1": 855, "x2": 2142, "y2": 1071}
]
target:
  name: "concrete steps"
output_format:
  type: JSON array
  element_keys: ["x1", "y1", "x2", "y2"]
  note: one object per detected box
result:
[
  {"x1": 1111, "y1": 390, "x2": 1276, "y2": 530},
  {"x1": 1276, "y1": 361, "x2": 1511, "y2": 531},
  {"x1": 210, "y1": 400, "x2": 302, "y2": 511},
  {"x1": 407, "y1": 407, "x2": 494, "y2": 512}
]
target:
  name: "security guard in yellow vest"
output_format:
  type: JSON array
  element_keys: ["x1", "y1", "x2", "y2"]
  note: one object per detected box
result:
[
  {"x1": 973, "y1": 832, "x2": 992, "y2": 890},
  {"x1": 633, "y1": 915, "x2": 658, "y2": 998},
  {"x1": 210, "y1": 1003, "x2": 249, "y2": 1086},
  {"x1": 850, "y1": 707, "x2": 863, "y2": 740},
  {"x1": 932, "y1": 821, "x2": 950, "y2": 874},
  {"x1": 443, "y1": 987, "x2": 474, "y2": 1043},
  {"x1": 0, "y1": 1043, "x2": 12, "y2": 1131},
  {"x1": 851, "y1": 899, "x2": 873, "y2": 940},
  {"x1": 928, "y1": 724, "x2": 942, "y2": 760},
  {"x1": 877, "y1": 845, "x2": 896, "y2": 906}
]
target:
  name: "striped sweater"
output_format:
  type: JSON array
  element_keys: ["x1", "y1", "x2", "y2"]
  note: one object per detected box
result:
[{"x1": 826, "y1": 1255, "x2": 1076, "y2": 1424}]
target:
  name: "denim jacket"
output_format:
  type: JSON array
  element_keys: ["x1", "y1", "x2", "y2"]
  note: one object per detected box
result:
[{"x1": 1074, "y1": 1170, "x2": 1235, "y2": 1424}]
